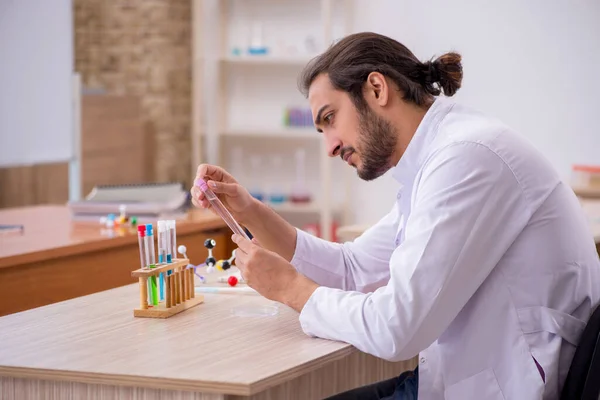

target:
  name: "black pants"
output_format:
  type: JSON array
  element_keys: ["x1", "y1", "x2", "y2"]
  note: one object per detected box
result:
[{"x1": 324, "y1": 368, "x2": 419, "y2": 400}]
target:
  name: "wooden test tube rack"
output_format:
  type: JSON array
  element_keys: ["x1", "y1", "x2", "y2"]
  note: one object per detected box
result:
[{"x1": 131, "y1": 258, "x2": 204, "y2": 318}]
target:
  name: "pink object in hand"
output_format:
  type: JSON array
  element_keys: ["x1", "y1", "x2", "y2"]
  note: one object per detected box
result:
[
  {"x1": 195, "y1": 178, "x2": 208, "y2": 191},
  {"x1": 194, "y1": 177, "x2": 250, "y2": 240}
]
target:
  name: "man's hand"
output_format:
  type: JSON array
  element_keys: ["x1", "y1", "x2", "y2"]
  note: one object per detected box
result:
[
  {"x1": 191, "y1": 164, "x2": 257, "y2": 225},
  {"x1": 232, "y1": 234, "x2": 319, "y2": 312}
]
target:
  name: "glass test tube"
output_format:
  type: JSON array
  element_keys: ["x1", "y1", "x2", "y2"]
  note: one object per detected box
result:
[
  {"x1": 145, "y1": 224, "x2": 158, "y2": 305},
  {"x1": 157, "y1": 221, "x2": 169, "y2": 291},
  {"x1": 147, "y1": 224, "x2": 163, "y2": 302},
  {"x1": 165, "y1": 221, "x2": 172, "y2": 263},
  {"x1": 196, "y1": 179, "x2": 250, "y2": 240},
  {"x1": 137, "y1": 225, "x2": 147, "y2": 270},
  {"x1": 157, "y1": 221, "x2": 164, "y2": 264},
  {"x1": 146, "y1": 224, "x2": 156, "y2": 266},
  {"x1": 138, "y1": 225, "x2": 152, "y2": 305},
  {"x1": 170, "y1": 220, "x2": 177, "y2": 260}
]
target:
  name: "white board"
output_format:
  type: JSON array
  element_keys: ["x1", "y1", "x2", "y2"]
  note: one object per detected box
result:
[{"x1": 0, "y1": 0, "x2": 74, "y2": 167}]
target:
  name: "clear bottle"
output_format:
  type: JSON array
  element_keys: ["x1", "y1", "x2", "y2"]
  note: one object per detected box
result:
[
  {"x1": 290, "y1": 148, "x2": 312, "y2": 203},
  {"x1": 248, "y1": 155, "x2": 265, "y2": 202},
  {"x1": 230, "y1": 147, "x2": 244, "y2": 184},
  {"x1": 268, "y1": 154, "x2": 287, "y2": 204}
]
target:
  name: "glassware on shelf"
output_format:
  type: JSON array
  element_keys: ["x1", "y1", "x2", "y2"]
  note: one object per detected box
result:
[
  {"x1": 248, "y1": 155, "x2": 265, "y2": 202},
  {"x1": 248, "y1": 22, "x2": 268, "y2": 56},
  {"x1": 230, "y1": 146, "x2": 244, "y2": 182},
  {"x1": 290, "y1": 149, "x2": 312, "y2": 203},
  {"x1": 268, "y1": 155, "x2": 287, "y2": 204}
]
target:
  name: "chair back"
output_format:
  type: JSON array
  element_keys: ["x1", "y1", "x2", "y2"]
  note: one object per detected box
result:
[{"x1": 561, "y1": 304, "x2": 600, "y2": 400}]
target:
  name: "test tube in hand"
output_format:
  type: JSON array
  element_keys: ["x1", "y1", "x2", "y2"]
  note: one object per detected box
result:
[{"x1": 195, "y1": 179, "x2": 250, "y2": 240}]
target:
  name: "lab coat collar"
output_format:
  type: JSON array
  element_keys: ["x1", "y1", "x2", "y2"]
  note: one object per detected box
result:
[{"x1": 391, "y1": 96, "x2": 455, "y2": 186}]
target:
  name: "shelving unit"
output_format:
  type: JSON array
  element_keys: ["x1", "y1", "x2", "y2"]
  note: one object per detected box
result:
[
  {"x1": 221, "y1": 128, "x2": 319, "y2": 140},
  {"x1": 193, "y1": 0, "x2": 354, "y2": 241},
  {"x1": 219, "y1": 55, "x2": 313, "y2": 66}
]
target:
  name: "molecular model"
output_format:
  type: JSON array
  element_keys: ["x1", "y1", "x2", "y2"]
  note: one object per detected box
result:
[
  {"x1": 100, "y1": 204, "x2": 138, "y2": 229},
  {"x1": 177, "y1": 244, "x2": 206, "y2": 285},
  {"x1": 204, "y1": 239, "x2": 218, "y2": 274},
  {"x1": 217, "y1": 249, "x2": 236, "y2": 270},
  {"x1": 177, "y1": 238, "x2": 241, "y2": 287}
]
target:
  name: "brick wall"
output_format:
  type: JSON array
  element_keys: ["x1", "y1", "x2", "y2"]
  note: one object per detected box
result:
[{"x1": 74, "y1": 0, "x2": 193, "y2": 184}]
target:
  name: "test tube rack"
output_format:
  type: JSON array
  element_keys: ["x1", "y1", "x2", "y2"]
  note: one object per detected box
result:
[{"x1": 131, "y1": 258, "x2": 204, "y2": 318}]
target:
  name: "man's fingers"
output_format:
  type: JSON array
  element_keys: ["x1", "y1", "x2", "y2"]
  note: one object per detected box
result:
[
  {"x1": 196, "y1": 164, "x2": 233, "y2": 184},
  {"x1": 207, "y1": 181, "x2": 238, "y2": 196},
  {"x1": 191, "y1": 186, "x2": 205, "y2": 201},
  {"x1": 191, "y1": 198, "x2": 210, "y2": 210},
  {"x1": 232, "y1": 234, "x2": 253, "y2": 251},
  {"x1": 196, "y1": 164, "x2": 221, "y2": 180},
  {"x1": 234, "y1": 249, "x2": 247, "y2": 270},
  {"x1": 235, "y1": 249, "x2": 247, "y2": 263},
  {"x1": 191, "y1": 186, "x2": 211, "y2": 209}
]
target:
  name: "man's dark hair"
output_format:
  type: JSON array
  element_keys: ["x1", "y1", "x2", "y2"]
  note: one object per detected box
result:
[{"x1": 299, "y1": 32, "x2": 463, "y2": 110}]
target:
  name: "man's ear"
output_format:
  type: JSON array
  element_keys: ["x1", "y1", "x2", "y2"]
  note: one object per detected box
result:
[{"x1": 365, "y1": 72, "x2": 389, "y2": 106}]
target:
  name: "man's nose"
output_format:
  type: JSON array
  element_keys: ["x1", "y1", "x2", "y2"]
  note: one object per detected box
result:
[{"x1": 326, "y1": 136, "x2": 342, "y2": 158}]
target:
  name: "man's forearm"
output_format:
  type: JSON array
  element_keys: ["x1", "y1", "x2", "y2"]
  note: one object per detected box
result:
[{"x1": 240, "y1": 199, "x2": 298, "y2": 261}]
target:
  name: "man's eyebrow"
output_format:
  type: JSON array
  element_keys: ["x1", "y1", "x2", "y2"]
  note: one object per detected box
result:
[{"x1": 314, "y1": 104, "x2": 330, "y2": 126}]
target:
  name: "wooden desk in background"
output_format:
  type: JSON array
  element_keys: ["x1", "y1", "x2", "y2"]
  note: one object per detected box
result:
[
  {"x1": 0, "y1": 205, "x2": 232, "y2": 317},
  {"x1": 0, "y1": 285, "x2": 415, "y2": 400}
]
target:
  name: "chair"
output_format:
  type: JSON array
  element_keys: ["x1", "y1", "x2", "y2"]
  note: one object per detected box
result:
[{"x1": 560, "y1": 304, "x2": 600, "y2": 400}]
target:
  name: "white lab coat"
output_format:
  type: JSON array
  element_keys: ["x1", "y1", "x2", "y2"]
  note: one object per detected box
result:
[{"x1": 291, "y1": 97, "x2": 600, "y2": 399}]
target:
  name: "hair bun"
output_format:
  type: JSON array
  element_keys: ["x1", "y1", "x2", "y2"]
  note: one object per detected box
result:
[
  {"x1": 426, "y1": 61, "x2": 441, "y2": 85},
  {"x1": 422, "y1": 52, "x2": 463, "y2": 97}
]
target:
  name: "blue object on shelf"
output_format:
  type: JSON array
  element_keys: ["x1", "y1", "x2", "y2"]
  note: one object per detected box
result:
[
  {"x1": 250, "y1": 192, "x2": 265, "y2": 202},
  {"x1": 248, "y1": 47, "x2": 268, "y2": 55},
  {"x1": 269, "y1": 194, "x2": 286, "y2": 204}
]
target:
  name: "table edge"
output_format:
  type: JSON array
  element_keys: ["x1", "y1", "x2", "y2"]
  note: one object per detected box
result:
[
  {"x1": 0, "y1": 365, "x2": 252, "y2": 395},
  {"x1": 248, "y1": 345, "x2": 356, "y2": 394},
  {"x1": 0, "y1": 346, "x2": 356, "y2": 395}
]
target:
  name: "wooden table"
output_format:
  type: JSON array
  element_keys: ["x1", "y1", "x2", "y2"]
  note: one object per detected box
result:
[
  {"x1": 0, "y1": 205, "x2": 232, "y2": 317},
  {"x1": 0, "y1": 284, "x2": 414, "y2": 400}
]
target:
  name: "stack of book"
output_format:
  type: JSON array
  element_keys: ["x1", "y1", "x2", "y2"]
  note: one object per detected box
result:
[{"x1": 68, "y1": 182, "x2": 190, "y2": 223}]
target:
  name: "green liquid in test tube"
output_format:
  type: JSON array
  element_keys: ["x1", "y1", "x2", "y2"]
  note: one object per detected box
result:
[{"x1": 145, "y1": 224, "x2": 158, "y2": 306}]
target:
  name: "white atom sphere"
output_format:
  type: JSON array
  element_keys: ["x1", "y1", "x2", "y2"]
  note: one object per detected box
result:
[{"x1": 177, "y1": 245, "x2": 187, "y2": 255}]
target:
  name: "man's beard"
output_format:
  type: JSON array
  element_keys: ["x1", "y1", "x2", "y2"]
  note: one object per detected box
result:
[{"x1": 350, "y1": 107, "x2": 398, "y2": 181}]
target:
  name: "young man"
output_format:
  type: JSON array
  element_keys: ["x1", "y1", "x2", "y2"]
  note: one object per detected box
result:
[{"x1": 191, "y1": 32, "x2": 600, "y2": 399}]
